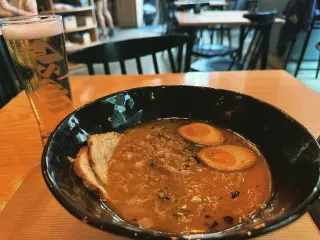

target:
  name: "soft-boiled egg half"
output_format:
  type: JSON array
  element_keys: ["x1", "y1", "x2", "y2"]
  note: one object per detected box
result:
[
  {"x1": 197, "y1": 145, "x2": 257, "y2": 171},
  {"x1": 178, "y1": 123, "x2": 224, "y2": 146}
]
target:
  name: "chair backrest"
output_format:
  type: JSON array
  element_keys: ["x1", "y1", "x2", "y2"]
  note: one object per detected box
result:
[
  {"x1": 239, "y1": 11, "x2": 277, "y2": 70},
  {"x1": 161, "y1": 0, "x2": 174, "y2": 21},
  {"x1": 246, "y1": 0, "x2": 259, "y2": 11},
  {"x1": 244, "y1": 11, "x2": 277, "y2": 26},
  {"x1": 68, "y1": 35, "x2": 192, "y2": 75},
  {"x1": 234, "y1": 0, "x2": 259, "y2": 10},
  {"x1": 227, "y1": 0, "x2": 239, "y2": 10}
]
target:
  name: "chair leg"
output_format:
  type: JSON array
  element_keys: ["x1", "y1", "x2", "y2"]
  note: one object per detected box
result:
[
  {"x1": 196, "y1": 30, "x2": 203, "y2": 45},
  {"x1": 220, "y1": 27, "x2": 224, "y2": 44},
  {"x1": 87, "y1": 64, "x2": 94, "y2": 75},
  {"x1": 284, "y1": 38, "x2": 296, "y2": 70},
  {"x1": 316, "y1": 53, "x2": 320, "y2": 79},
  {"x1": 184, "y1": 30, "x2": 195, "y2": 72},
  {"x1": 177, "y1": 45, "x2": 183, "y2": 72},
  {"x1": 294, "y1": 24, "x2": 313, "y2": 77},
  {"x1": 103, "y1": 61, "x2": 110, "y2": 74},
  {"x1": 227, "y1": 29, "x2": 232, "y2": 47},
  {"x1": 238, "y1": 26, "x2": 246, "y2": 60},
  {"x1": 210, "y1": 29, "x2": 214, "y2": 45},
  {"x1": 260, "y1": 25, "x2": 272, "y2": 70},
  {"x1": 228, "y1": 53, "x2": 237, "y2": 70},
  {"x1": 195, "y1": 31, "x2": 199, "y2": 45},
  {"x1": 250, "y1": 32, "x2": 263, "y2": 69}
]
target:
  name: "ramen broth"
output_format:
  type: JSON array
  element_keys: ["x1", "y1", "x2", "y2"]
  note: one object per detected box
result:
[{"x1": 105, "y1": 119, "x2": 272, "y2": 233}]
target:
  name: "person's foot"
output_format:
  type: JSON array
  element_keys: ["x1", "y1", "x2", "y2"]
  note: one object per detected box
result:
[
  {"x1": 108, "y1": 29, "x2": 115, "y2": 37},
  {"x1": 99, "y1": 32, "x2": 108, "y2": 40}
]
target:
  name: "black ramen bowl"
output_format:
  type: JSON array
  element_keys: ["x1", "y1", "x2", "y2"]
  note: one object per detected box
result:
[{"x1": 42, "y1": 86, "x2": 320, "y2": 239}]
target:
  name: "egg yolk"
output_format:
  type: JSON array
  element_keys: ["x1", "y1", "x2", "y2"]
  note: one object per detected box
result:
[
  {"x1": 183, "y1": 123, "x2": 211, "y2": 137},
  {"x1": 202, "y1": 149, "x2": 236, "y2": 166}
]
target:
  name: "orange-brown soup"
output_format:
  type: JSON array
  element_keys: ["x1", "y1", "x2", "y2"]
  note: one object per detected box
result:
[{"x1": 106, "y1": 119, "x2": 272, "y2": 234}]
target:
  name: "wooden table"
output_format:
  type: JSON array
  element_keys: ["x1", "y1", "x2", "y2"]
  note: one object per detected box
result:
[
  {"x1": 0, "y1": 70, "x2": 320, "y2": 239},
  {"x1": 175, "y1": 10, "x2": 284, "y2": 71},
  {"x1": 176, "y1": 10, "x2": 254, "y2": 26},
  {"x1": 175, "y1": 10, "x2": 285, "y2": 26},
  {"x1": 174, "y1": 0, "x2": 211, "y2": 7},
  {"x1": 174, "y1": 0, "x2": 228, "y2": 8},
  {"x1": 209, "y1": 0, "x2": 228, "y2": 7}
]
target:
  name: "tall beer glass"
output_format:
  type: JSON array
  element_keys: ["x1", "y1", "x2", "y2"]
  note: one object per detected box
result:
[{"x1": 1, "y1": 16, "x2": 73, "y2": 144}]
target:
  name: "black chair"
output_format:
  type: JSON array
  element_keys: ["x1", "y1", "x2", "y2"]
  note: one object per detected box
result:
[
  {"x1": 160, "y1": 0, "x2": 179, "y2": 34},
  {"x1": 209, "y1": 0, "x2": 239, "y2": 47},
  {"x1": 246, "y1": 0, "x2": 259, "y2": 11},
  {"x1": 191, "y1": 0, "x2": 239, "y2": 61},
  {"x1": 0, "y1": 35, "x2": 21, "y2": 108},
  {"x1": 316, "y1": 42, "x2": 320, "y2": 79},
  {"x1": 68, "y1": 35, "x2": 192, "y2": 75},
  {"x1": 191, "y1": 11, "x2": 277, "y2": 72},
  {"x1": 192, "y1": 39, "x2": 238, "y2": 58},
  {"x1": 193, "y1": 0, "x2": 259, "y2": 60},
  {"x1": 209, "y1": 0, "x2": 259, "y2": 46},
  {"x1": 174, "y1": 1, "x2": 210, "y2": 45}
]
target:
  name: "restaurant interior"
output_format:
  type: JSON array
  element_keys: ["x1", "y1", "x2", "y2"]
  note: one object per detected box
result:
[{"x1": 1, "y1": 0, "x2": 320, "y2": 239}]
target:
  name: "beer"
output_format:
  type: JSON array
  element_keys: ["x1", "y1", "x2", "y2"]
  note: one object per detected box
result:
[{"x1": 1, "y1": 16, "x2": 73, "y2": 143}]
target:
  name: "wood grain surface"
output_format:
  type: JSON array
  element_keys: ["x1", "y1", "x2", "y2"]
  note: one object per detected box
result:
[
  {"x1": 0, "y1": 70, "x2": 320, "y2": 239},
  {"x1": 175, "y1": 11, "x2": 284, "y2": 26}
]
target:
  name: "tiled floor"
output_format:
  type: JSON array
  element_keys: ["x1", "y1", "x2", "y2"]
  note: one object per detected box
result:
[
  {"x1": 69, "y1": 26, "x2": 320, "y2": 93},
  {"x1": 286, "y1": 62, "x2": 320, "y2": 93}
]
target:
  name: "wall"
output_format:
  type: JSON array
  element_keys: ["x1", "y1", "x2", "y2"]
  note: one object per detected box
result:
[{"x1": 259, "y1": 0, "x2": 319, "y2": 60}]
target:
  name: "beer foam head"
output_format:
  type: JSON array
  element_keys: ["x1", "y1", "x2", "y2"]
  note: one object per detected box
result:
[{"x1": 2, "y1": 17, "x2": 63, "y2": 40}]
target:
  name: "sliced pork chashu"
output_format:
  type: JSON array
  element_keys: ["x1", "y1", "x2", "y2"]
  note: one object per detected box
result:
[
  {"x1": 74, "y1": 147, "x2": 109, "y2": 200},
  {"x1": 74, "y1": 132, "x2": 123, "y2": 200},
  {"x1": 87, "y1": 132, "x2": 123, "y2": 185}
]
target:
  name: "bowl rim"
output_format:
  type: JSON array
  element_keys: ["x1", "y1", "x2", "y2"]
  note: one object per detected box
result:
[{"x1": 41, "y1": 85, "x2": 320, "y2": 239}]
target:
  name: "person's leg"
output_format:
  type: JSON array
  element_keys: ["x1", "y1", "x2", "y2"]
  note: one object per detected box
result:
[
  {"x1": 103, "y1": 0, "x2": 114, "y2": 31},
  {"x1": 96, "y1": 0, "x2": 107, "y2": 37}
]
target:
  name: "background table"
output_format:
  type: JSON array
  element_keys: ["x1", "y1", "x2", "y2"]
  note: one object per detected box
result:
[
  {"x1": 209, "y1": 0, "x2": 228, "y2": 8},
  {"x1": 175, "y1": 10, "x2": 255, "y2": 26},
  {"x1": 175, "y1": 11, "x2": 285, "y2": 70},
  {"x1": 174, "y1": 0, "x2": 211, "y2": 7},
  {"x1": 174, "y1": 0, "x2": 228, "y2": 8},
  {"x1": 0, "y1": 70, "x2": 320, "y2": 239}
]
